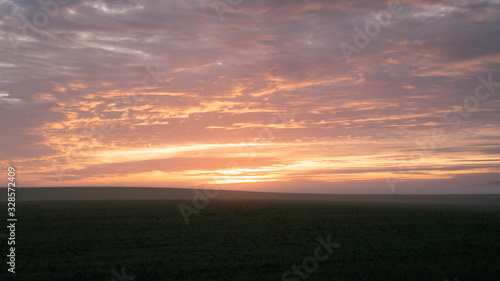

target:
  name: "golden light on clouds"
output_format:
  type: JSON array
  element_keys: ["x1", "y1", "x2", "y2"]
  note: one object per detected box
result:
[{"x1": 1, "y1": 0, "x2": 500, "y2": 193}]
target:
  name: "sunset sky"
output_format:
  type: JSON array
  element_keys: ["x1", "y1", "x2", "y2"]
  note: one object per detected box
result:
[{"x1": 1, "y1": 0, "x2": 499, "y2": 193}]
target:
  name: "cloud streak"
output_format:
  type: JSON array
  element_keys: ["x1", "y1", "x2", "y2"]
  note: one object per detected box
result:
[{"x1": 1, "y1": 0, "x2": 499, "y2": 193}]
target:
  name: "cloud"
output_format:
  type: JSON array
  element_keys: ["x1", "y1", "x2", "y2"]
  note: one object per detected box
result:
[{"x1": 1, "y1": 0, "x2": 499, "y2": 192}]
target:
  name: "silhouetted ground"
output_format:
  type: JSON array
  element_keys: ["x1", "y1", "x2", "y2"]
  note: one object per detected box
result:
[
  {"x1": 1, "y1": 199, "x2": 500, "y2": 280},
  {"x1": 3, "y1": 187, "x2": 500, "y2": 208}
]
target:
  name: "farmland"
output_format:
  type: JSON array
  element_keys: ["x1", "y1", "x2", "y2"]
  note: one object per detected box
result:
[{"x1": 1, "y1": 197, "x2": 500, "y2": 280}]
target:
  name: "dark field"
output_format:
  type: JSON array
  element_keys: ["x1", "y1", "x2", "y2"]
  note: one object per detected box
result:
[{"x1": 2, "y1": 199, "x2": 500, "y2": 280}]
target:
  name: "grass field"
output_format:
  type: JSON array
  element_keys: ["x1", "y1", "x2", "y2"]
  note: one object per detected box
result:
[{"x1": 2, "y1": 199, "x2": 500, "y2": 280}]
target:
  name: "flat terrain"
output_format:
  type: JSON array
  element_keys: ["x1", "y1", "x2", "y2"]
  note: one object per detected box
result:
[
  {"x1": 3, "y1": 187, "x2": 500, "y2": 208},
  {"x1": 1, "y1": 199, "x2": 500, "y2": 280}
]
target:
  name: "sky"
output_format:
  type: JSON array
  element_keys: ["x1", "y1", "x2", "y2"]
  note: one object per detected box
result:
[{"x1": 1, "y1": 0, "x2": 500, "y2": 194}]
